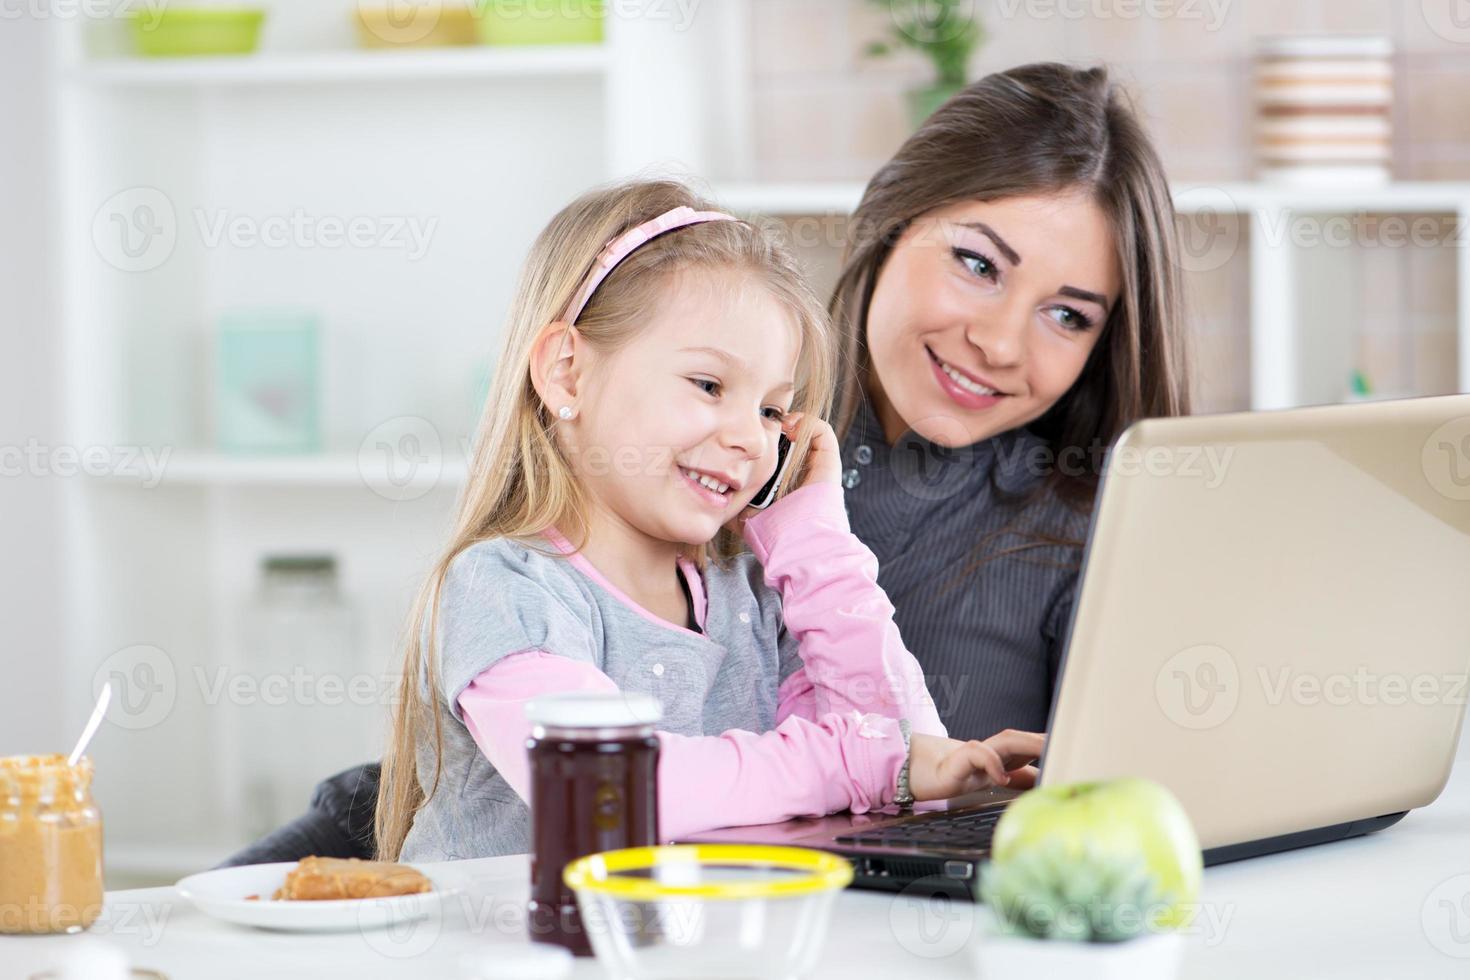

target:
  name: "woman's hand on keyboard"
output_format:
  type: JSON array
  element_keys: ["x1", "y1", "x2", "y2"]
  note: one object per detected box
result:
[{"x1": 908, "y1": 730, "x2": 1045, "y2": 801}]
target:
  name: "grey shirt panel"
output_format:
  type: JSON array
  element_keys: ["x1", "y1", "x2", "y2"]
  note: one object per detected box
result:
[
  {"x1": 401, "y1": 536, "x2": 802, "y2": 862},
  {"x1": 839, "y1": 393, "x2": 1092, "y2": 741}
]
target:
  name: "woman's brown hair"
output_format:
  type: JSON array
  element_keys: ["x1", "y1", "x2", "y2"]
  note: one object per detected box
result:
[{"x1": 830, "y1": 62, "x2": 1192, "y2": 524}]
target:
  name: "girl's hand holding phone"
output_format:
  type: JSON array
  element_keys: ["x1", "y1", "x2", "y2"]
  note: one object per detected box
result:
[
  {"x1": 780, "y1": 412, "x2": 842, "y2": 490},
  {"x1": 737, "y1": 412, "x2": 842, "y2": 524},
  {"x1": 908, "y1": 730, "x2": 1045, "y2": 800}
]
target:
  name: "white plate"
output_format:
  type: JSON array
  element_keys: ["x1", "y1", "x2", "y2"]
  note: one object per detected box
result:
[{"x1": 175, "y1": 862, "x2": 463, "y2": 933}]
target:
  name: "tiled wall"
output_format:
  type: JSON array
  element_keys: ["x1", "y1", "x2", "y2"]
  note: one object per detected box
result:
[{"x1": 746, "y1": 0, "x2": 1468, "y2": 412}]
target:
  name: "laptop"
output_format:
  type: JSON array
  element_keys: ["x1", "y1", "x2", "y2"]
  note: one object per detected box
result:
[{"x1": 684, "y1": 395, "x2": 1470, "y2": 897}]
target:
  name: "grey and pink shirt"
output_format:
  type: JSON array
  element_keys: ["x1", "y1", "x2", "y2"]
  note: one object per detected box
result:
[{"x1": 400, "y1": 481, "x2": 947, "y2": 862}]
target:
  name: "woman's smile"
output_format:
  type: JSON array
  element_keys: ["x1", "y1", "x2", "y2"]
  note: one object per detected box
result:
[{"x1": 926, "y1": 345, "x2": 1009, "y2": 410}]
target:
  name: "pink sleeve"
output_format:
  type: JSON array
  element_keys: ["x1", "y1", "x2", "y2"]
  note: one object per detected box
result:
[
  {"x1": 744, "y1": 482, "x2": 948, "y2": 737},
  {"x1": 457, "y1": 650, "x2": 908, "y2": 841}
]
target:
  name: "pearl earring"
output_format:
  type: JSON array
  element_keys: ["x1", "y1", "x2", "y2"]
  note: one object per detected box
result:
[{"x1": 558, "y1": 406, "x2": 574, "y2": 421}]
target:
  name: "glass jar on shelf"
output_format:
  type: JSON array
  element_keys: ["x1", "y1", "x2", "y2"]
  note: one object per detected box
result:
[{"x1": 236, "y1": 555, "x2": 368, "y2": 841}]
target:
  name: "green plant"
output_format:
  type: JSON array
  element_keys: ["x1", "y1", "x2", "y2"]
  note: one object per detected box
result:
[
  {"x1": 979, "y1": 841, "x2": 1172, "y2": 943},
  {"x1": 864, "y1": 0, "x2": 984, "y2": 88}
]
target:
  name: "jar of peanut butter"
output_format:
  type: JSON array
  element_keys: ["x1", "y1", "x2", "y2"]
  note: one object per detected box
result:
[{"x1": 0, "y1": 754, "x2": 104, "y2": 934}]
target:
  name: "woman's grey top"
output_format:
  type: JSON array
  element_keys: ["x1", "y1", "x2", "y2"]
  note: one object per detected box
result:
[{"x1": 837, "y1": 393, "x2": 1093, "y2": 740}]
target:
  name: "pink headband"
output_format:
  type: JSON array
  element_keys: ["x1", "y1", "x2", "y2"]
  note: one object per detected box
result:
[{"x1": 560, "y1": 205, "x2": 741, "y2": 325}]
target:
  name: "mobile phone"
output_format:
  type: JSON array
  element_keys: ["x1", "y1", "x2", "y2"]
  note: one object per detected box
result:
[{"x1": 746, "y1": 434, "x2": 793, "y2": 511}]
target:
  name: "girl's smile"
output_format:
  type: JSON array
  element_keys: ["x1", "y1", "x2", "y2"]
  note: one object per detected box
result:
[{"x1": 678, "y1": 463, "x2": 741, "y2": 508}]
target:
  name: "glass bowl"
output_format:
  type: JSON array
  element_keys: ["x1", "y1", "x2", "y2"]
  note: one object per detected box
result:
[{"x1": 562, "y1": 844, "x2": 853, "y2": 980}]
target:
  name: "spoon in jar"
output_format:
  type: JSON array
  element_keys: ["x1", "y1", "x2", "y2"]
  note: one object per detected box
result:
[{"x1": 67, "y1": 682, "x2": 112, "y2": 767}]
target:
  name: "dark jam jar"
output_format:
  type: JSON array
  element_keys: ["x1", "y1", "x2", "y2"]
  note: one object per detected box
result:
[{"x1": 525, "y1": 692, "x2": 661, "y2": 957}]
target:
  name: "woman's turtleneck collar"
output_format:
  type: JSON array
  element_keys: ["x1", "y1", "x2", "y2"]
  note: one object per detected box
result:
[{"x1": 839, "y1": 386, "x2": 1052, "y2": 498}]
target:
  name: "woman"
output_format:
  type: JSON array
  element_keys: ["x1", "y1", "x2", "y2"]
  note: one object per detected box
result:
[
  {"x1": 826, "y1": 61, "x2": 1190, "y2": 739},
  {"x1": 219, "y1": 62, "x2": 1189, "y2": 866}
]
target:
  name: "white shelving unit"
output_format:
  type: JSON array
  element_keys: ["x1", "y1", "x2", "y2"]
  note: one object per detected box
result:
[
  {"x1": 52, "y1": 2, "x2": 1467, "y2": 883},
  {"x1": 53, "y1": 2, "x2": 751, "y2": 882},
  {"x1": 719, "y1": 180, "x2": 1470, "y2": 411},
  {"x1": 722, "y1": 178, "x2": 1470, "y2": 216},
  {"x1": 99, "y1": 452, "x2": 471, "y2": 487},
  {"x1": 69, "y1": 46, "x2": 609, "y2": 86}
]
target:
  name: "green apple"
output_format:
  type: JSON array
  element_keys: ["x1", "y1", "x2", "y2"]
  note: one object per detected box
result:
[{"x1": 989, "y1": 778, "x2": 1203, "y2": 930}]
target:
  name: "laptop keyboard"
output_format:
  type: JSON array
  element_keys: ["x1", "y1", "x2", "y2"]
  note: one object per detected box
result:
[{"x1": 835, "y1": 807, "x2": 1004, "y2": 851}]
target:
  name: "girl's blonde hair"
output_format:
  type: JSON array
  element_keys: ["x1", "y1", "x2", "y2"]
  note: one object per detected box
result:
[{"x1": 376, "y1": 178, "x2": 834, "y2": 859}]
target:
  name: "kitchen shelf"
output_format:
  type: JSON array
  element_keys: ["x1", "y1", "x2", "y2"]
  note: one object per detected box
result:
[
  {"x1": 96, "y1": 452, "x2": 470, "y2": 488},
  {"x1": 715, "y1": 180, "x2": 1470, "y2": 216},
  {"x1": 69, "y1": 45, "x2": 609, "y2": 87},
  {"x1": 717, "y1": 180, "x2": 1470, "y2": 409},
  {"x1": 716, "y1": 181, "x2": 867, "y2": 215},
  {"x1": 1174, "y1": 181, "x2": 1470, "y2": 214},
  {"x1": 55, "y1": 4, "x2": 752, "y2": 875}
]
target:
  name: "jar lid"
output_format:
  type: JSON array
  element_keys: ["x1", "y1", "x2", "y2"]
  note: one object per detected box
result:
[
  {"x1": 524, "y1": 691, "x2": 662, "y2": 728},
  {"x1": 0, "y1": 753, "x2": 94, "y2": 797}
]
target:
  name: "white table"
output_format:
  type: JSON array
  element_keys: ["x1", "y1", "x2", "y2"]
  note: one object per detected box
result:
[{"x1": 12, "y1": 728, "x2": 1470, "y2": 979}]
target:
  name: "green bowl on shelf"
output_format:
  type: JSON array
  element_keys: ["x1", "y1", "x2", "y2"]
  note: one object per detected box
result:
[
  {"x1": 128, "y1": 7, "x2": 267, "y2": 57},
  {"x1": 475, "y1": 0, "x2": 603, "y2": 46}
]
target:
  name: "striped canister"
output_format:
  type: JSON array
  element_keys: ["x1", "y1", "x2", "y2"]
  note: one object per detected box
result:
[{"x1": 1255, "y1": 36, "x2": 1394, "y2": 185}]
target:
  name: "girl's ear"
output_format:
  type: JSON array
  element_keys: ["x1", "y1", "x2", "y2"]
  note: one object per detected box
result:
[{"x1": 529, "y1": 320, "x2": 585, "y2": 418}]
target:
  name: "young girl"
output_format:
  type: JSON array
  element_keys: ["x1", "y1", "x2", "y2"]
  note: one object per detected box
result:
[{"x1": 376, "y1": 179, "x2": 1043, "y2": 862}]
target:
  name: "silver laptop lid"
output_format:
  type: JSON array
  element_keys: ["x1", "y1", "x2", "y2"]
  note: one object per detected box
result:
[{"x1": 1041, "y1": 395, "x2": 1470, "y2": 850}]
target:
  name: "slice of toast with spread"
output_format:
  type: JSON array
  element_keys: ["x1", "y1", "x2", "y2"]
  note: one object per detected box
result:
[{"x1": 271, "y1": 856, "x2": 432, "y2": 901}]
